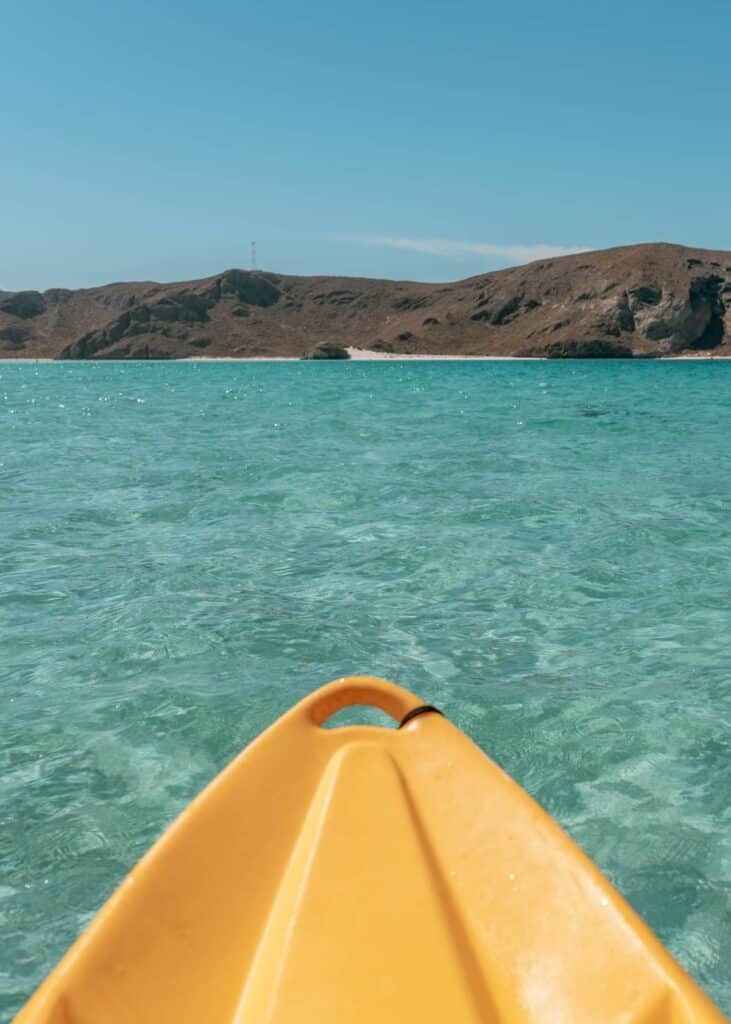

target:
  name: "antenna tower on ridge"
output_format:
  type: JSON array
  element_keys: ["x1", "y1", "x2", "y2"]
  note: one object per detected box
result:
[{"x1": 251, "y1": 241, "x2": 257, "y2": 271}]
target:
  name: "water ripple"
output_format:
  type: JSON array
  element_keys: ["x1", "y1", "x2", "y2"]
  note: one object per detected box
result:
[{"x1": 1, "y1": 360, "x2": 730, "y2": 1017}]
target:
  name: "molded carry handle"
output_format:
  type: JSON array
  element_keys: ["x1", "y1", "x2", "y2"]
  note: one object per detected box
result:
[{"x1": 301, "y1": 675, "x2": 426, "y2": 727}]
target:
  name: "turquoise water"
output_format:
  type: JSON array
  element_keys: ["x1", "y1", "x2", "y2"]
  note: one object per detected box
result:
[{"x1": 1, "y1": 360, "x2": 730, "y2": 1018}]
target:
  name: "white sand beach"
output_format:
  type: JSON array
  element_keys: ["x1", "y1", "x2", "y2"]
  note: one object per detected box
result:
[{"x1": 344, "y1": 348, "x2": 531, "y2": 360}]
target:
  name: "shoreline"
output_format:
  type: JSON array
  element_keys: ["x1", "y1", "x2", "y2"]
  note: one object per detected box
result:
[
  {"x1": 1, "y1": 350, "x2": 730, "y2": 364},
  {"x1": 344, "y1": 348, "x2": 530, "y2": 361}
]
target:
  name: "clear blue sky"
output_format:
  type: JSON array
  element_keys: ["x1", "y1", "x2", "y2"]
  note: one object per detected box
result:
[{"x1": 3, "y1": 0, "x2": 730, "y2": 290}]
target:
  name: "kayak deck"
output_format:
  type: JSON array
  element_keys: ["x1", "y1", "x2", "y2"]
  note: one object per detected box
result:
[{"x1": 15, "y1": 676, "x2": 727, "y2": 1023}]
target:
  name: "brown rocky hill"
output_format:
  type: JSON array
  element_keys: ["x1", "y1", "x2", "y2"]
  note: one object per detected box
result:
[{"x1": 2, "y1": 242, "x2": 731, "y2": 359}]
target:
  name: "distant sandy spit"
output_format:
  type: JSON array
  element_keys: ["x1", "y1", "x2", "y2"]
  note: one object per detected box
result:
[
  {"x1": 344, "y1": 348, "x2": 533, "y2": 361},
  {"x1": 666, "y1": 353, "x2": 731, "y2": 359},
  {"x1": 345, "y1": 349, "x2": 731, "y2": 361},
  {"x1": 185, "y1": 352, "x2": 531, "y2": 361},
  {"x1": 187, "y1": 350, "x2": 731, "y2": 361}
]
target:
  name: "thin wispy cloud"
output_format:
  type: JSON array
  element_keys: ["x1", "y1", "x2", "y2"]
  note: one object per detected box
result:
[{"x1": 353, "y1": 235, "x2": 587, "y2": 265}]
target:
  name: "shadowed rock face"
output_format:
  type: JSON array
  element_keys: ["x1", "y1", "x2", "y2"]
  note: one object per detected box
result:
[
  {"x1": 2, "y1": 243, "x2": 731, "y2": 359},
  {"x1": 303, "y1": 343, "x2": 351, "y2": 360},
  {"x1": 523, "y1": 338, "x2": 635, "y2": 359},
  {"x1": 0, "y1": 325, "x2": 32, "y2": 351},
  {"x1": 0, "y1": 290, "x2": 46, "y2": 319},
  {"x1": 634, "y1": 274, "x2": 726, "y2": 351},
  {"x1": 218, "y1": 269, "x2": 281, "y2": 307}
]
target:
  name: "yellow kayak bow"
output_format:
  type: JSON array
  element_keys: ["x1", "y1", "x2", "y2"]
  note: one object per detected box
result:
[{"x1": 15, "y1": 676, "x2": 727, "y2": 1023}]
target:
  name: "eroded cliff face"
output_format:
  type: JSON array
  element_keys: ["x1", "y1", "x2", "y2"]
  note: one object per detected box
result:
[
  {"x1": 1, "y1": 243, "x2": 730, "y2": 359},
  {"x1": 458, "y1": 247, "x2": 729, "y2": 358}
]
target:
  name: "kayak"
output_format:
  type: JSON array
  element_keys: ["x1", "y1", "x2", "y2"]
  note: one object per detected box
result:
[{"x1": 15, "y1": 675, "x2": 727, "y2": 1023}]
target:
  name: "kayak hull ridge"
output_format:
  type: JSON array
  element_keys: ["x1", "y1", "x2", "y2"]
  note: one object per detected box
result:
[{"x1": 14, "y1": 676, "x2": 728, "y2": 1023}]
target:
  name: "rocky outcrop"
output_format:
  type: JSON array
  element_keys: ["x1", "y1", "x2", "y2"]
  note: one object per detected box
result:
[
  {"x1": 525, "y1": 338, "x2": 634, "y2": 359},
  {"x1": 302, "y1": 343, "x2": 351, "y2": 360},
  {"x1": 0, "y1": 325, "x2": 32, "y2": 350},
  {"x1": 0, "y1": 290, "x2": 46, "y2": 318},
  {"x1": 626, "y1": 274, "x2": 725, "y2": 352},
  {"x1": 217, "y1": 269, "x2": 281, "y2": 307},
  {"x1": 58, "y1": 272, "x2": 282, "y2": 359},
  {"x1": 452, "y1": 246, "x2": 729, "y2": 357},
  {"x1": 57, "y1": 301, "x2": 191, "y2": 359},
  {"x1": 44, "y1": 288, "x2": 73, "y2": 305},
  {"x1": 3, "y1": 243, "x2": 731, "y2": 359}
]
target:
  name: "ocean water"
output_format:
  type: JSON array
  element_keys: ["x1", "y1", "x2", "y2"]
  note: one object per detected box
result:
[{"x1": 1, "y1": 360, "x2": 730, "y2": 1018}]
